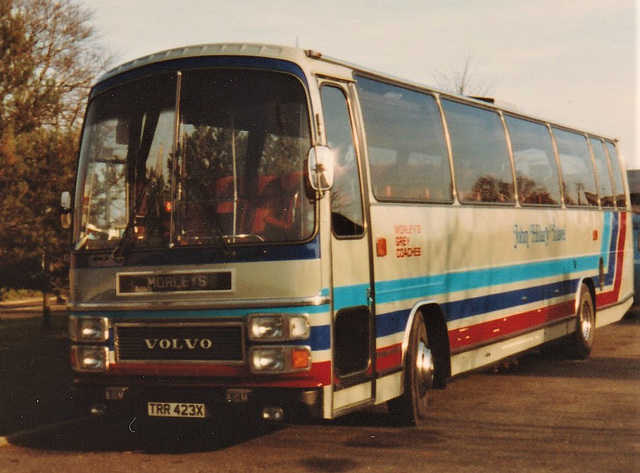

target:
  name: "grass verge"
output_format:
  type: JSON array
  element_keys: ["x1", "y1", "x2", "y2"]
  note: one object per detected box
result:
[{"x1": 0, "y1": 312, "x2": 76, "y2": 436}]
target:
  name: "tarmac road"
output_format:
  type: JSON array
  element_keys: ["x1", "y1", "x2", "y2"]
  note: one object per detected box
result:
[{"x1": 0, "y1": 306, "x2": 638, "y2": 472}]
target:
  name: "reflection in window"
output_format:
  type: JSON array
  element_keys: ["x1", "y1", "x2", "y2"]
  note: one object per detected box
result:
[
  {"x1": 76, "y1": 68, "x2": 314, "y2": 251},
  {"x1": 442, "y1": 100, "x2": 514, "y2": 203},
  {"x1": 177, "y1": 69, "x2": 313, "y2": 243},
  {"x1": 553, "y1": 128, "x2": 597, "y2": 207},
  {"x1": 505, "y1": 115, "x2": 561, "y2": 206},
  {"x1": 77, "y1": 73, "x2": 176, "y2": 250},
  {"x1": 589, "y1": 137, "x2": 614, "y2": 208},
  {"x1": 320, "y1": 85, "x2": 364, "y2": 237},
  {"x1": 605, "y1": 141, "x2": 627, "y2": 208},
  {"x1": 355, "y1": 77, "x2": 452, "y2": 203}
]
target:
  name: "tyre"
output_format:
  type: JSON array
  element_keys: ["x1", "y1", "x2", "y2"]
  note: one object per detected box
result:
[
  {"x1": 569, "y1": 283, "x2": 595, "y2": 359},
  {"x1": 387, "y1": 313, "x2": 434, "y2": 426}
]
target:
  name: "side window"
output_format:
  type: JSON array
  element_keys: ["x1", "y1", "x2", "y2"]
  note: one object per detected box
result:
[
  {"x1": 355, "y1": 77, "x2": 452, "y2": 203},
  {"x1": 553, "y1": 128, "x2": 598, "y2": 207},
  {"x1": 589, "y1": 137, "x2": 615, "y2": 208},
  {"x1": 628, "y1": 170, "x2": 640, "y2": 212},
  {"x1": 442, "y1": 100, "x2": 514, "y2": 204},
  {"x1": 320, "y1": 85, "x2": 364, "y2": 237},
  {"x1": 605, "y1": 140, "x2": 627, "y2": 208},
  {"x1": 505, "y1": 115, "x2": 561, "y2": 206}
]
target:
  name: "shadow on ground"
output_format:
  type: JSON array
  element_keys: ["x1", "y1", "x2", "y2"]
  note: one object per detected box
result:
[{"x1": 8, "y1": 415, "x2": 284, "y2": 454}]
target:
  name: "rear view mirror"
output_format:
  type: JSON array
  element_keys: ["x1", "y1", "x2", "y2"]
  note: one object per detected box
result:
[
  {"x1": 61, "y1": 191, "x2": 72, "y2": 211},
  {"x1": 60, "y1": 191, "x2": 72, "y2": 229},
  {"x1": 307, "y1": 146, "x2": 334, "y2": 192}
]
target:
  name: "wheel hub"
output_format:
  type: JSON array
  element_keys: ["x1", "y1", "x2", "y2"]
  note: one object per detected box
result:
[
  {"x1": 580, "y1": 300, "x2": 593, "y2": 340},
  {"x1": 416, "y1": 341, "x2": 434, "y2": 396}
]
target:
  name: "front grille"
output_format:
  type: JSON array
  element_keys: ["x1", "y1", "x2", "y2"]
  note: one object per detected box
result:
[{"x1": 115, "y1": 323, "x2": 244, "y2": 363}]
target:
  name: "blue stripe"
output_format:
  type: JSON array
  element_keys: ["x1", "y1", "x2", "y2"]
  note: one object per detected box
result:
[
  {"x1": 333, "y1": 284, "x2": 369, "y2": 308},
  {"x1": 376, "y1": 308, "x2": 410, "y2": 339},
  {"x1": 441, "y1": 278, "x2": 579, "y2": 321},
  {"x1": 73, "y1": 236, "x2": 320, "y2": 268},
  {"x1": 375, "y1": 255, "x2": 599, "y2": 306},
  {"x1": 375, "y1": 278, "x2": 579, "y2": 338},
  {"x1": 603, "y1": 212, "x2": 619, "y2": 286},
  {"x1": 308, "y1": 325, "x2": 330, "y2": 351},
  {"x1": 279, "y1": 324, "x2": 331, "y2": 350},
  {"x1": 601, "y1": 213, "x2": 612, "y2": 261}
]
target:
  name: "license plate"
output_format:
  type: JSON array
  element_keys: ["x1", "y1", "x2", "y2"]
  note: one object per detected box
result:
[{"x1": 147, "y1": 402, "x2": 207, "y2": 418}]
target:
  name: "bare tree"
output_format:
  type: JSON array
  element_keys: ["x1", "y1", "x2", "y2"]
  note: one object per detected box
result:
[
  {"x1": 11, "y1": 0, "x2": 114, "y2": 130},
  {"x1": 431, "y1": 52, "x2": 496, "y2": 98},
  {"x1": 0, "y1": 0, "x2": 114, "y2": 325}
]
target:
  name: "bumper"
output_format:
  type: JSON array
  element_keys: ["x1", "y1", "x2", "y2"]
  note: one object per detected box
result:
[{"x1": 71, "y1": 379, "x2": 323, "y2": 421}]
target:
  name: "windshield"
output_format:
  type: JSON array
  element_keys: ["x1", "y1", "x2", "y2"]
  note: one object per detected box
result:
[{"x1": 76, "y1": 68, "x2": 314, "y2": 251}]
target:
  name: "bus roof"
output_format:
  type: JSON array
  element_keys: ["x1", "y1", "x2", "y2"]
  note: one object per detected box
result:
[
  {"x1": 100, "y1": 43, "x2": 309, "y2": 81},
  {"x1": 98, "y1": 42, "x2": 619, "y2": 143}
]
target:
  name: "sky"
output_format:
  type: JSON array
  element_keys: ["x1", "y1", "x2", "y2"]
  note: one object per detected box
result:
[{"x1": 78, "y1": 0, "x2": 638, "y2": 168}]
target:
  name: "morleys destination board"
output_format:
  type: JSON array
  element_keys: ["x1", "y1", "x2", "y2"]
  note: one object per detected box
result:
[{"x1": 118, "y1": 271, "x2": 233, "y2": 295}]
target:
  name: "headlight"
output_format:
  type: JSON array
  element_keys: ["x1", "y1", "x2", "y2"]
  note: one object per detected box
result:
[
  {"x1": 248, "y1": 314, "x2": 309, "y2": 341},
  {"x1": 69, "y1": 316, "x2": 109, "y2": 342},
  {"x1": 250, "y1": 315, "x2": 283, "y2": 340},
  {"x1": 249, "y1": 346, "x2": 311, "y2": 373},
  {"x1": 251, "y1": 347, "x2": 285, "y2": 371},
  {"x1": 71, "y1": 346, "x2": 109, "y2": 372}
]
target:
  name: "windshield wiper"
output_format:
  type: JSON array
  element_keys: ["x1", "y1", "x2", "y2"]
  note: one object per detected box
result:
[
  {"x1": 112, "y1": 178, "x2": 148, "y2": 262},
  {"x1": 112, "y1": 212, "x2": 138, "y2": 262}
]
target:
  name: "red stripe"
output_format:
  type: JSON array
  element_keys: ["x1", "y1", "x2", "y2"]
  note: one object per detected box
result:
[
  {"x1": 374, "y1": 299, "x2": 577, "y2": 369},
  {"x1": 597, "y1": 212, "x2": 627, "y2": 307},
  {"x1": 449, "y1": 300, "x2": 575, "y2": 352},
  {"x1": 375, "y1": 343, "x2": 402, "y2": 372}
]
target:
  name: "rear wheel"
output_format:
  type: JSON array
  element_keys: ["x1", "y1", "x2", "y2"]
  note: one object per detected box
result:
[
  {"x1": 387, "y1": 313, "x2": 433, "y2": 426},
  {"x1": 569, "y1": 283, "x2": 595, "y2": 359}
]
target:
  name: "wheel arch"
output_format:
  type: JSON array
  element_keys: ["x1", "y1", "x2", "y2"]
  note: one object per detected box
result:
[
  {"x1": 576, "y1": 277, "x2": 597, "y2": 318},
  {"x1": 569, "y1": 277, "x2": 597, "y2": 359},
  {"x1": 401, "y1": 301, "x2": 451, "y2": 389}
]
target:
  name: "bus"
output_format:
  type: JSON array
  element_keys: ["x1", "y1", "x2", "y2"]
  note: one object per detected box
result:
[
  {"x1": 63, "y1": 43, "x2": 632, "y2": 426},
  {"x1": 627, "y1": 169, "x2": 640, "y2": 303}
]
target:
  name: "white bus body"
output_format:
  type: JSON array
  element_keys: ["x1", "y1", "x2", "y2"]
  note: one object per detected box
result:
[{"x1": 67, "y1": 44, "x2": 632, "y2": 425}]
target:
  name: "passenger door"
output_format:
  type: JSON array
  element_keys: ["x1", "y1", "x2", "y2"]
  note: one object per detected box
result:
[{"x1": 319, "y1": 81, "x2": 374, "y2": 415}]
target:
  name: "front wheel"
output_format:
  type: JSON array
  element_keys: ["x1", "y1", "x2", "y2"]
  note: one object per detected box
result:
[
  {"x1": 569, "y1": 283, "x2": 595, "y2": 359},
  {"x1": 387, "y1": 313, "x2": 434, "y2": 426}
]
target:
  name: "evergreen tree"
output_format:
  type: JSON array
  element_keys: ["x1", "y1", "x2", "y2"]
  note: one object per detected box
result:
[{"x1": 0, "y1": 0, "x2": 112, "y2": 312}]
